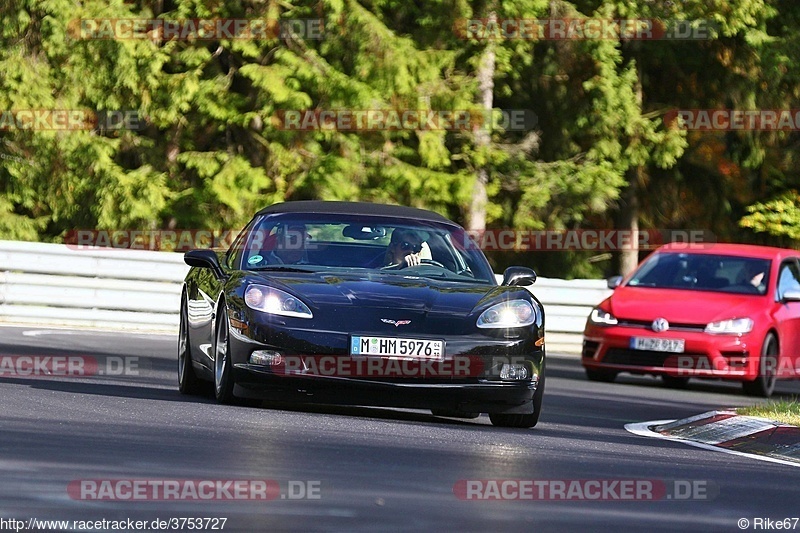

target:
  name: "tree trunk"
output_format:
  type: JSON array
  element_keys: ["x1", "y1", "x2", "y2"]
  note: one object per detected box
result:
[
  {"x1": 618, "y1": 168, "x2": 641, "y2": 275},
  {"x1": 618, "y1": 61, "x2": 644, "y2": 276},
  {"x1": 467, "y1": 11, "x2": 496, "y2": 232}
]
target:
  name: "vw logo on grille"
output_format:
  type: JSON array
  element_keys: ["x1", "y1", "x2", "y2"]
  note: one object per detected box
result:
[{"x1": 651, "y1": 318, "x2": 669, "y2": 332}]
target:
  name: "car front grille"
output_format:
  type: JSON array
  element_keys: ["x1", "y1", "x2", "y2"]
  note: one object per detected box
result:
[
  {"x1": 602, "y1": 348, "x2": 705, "y2": 368},
  {"x1": 616, "y1": 319, "x2": 706, "y2": 332}
]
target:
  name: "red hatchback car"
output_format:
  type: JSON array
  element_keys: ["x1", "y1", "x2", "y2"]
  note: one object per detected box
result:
[{"x1": 582, "y1": 243, "x2": 800, "y2": 397}]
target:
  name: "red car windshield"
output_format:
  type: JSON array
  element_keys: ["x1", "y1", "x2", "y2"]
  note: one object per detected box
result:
[{"x1": 627, "y1": 252, "x2": 771, "y2": 295}]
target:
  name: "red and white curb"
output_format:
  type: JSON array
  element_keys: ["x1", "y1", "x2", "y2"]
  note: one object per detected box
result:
[{"x1": 625, "y1": 410, "x2": 800, "y2": 468}]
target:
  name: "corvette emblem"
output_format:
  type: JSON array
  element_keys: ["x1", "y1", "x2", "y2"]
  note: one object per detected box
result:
[{"x1": 381, "y1": 319, "x2": 411, "y2": 327}]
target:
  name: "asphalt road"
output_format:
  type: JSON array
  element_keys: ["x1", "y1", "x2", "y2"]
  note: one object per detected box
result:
[{"x1": 1, "y1": 324, "x2": 798, "y2": 532}]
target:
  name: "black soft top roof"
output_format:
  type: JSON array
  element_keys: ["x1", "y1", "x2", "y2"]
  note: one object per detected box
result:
[{"x1": 256, "y1": 201, "x2": 455, "y2": 225}]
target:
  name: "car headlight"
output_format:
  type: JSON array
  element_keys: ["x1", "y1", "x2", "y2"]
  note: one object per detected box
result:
[
  {"x1": 705, "y1": 317, "x2": 753, "y2": 335},
  {"x1": 477, "y1": 300, "x2": 536, "y2": 328},
  {"x1": 589, "y1": 307, "x2": 618, "y2": 326},
  {"x1": 244, "y1": 285, "x2": 313, "y2": 319}
]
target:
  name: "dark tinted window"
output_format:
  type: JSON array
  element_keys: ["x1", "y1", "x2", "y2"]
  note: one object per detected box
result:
[
  {"x1": 627, "y1": 253, "x2": 770, "y2": 295},
  {"x1": 233, "y1": 213, "x2": 496, "y2": 283}
]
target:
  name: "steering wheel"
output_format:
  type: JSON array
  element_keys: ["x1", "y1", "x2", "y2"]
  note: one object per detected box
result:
[
  {"x1": 418, "y1": 258, "x2": 447, "y2": 269},
  {"x1": 380, "y1": 258, "x2": 447, "y2": 270}
]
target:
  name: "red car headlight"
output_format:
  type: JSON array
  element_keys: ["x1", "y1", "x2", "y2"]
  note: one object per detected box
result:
[
  {"x1": 704, "y1": 318, "x2": 753, "y2": 335},
  {"x1": 589, "y1": 307, "x2": 618, "y2": 326}
]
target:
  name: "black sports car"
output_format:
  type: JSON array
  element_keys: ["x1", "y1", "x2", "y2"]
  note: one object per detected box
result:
[{"x1": 179, "y1": 201, "x2": 545, "y2": 427}]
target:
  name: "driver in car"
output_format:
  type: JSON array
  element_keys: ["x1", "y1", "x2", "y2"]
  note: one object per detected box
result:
[
  {"x1": 384, "y1": 229, "x2": 431, "y2": 267},
  {"x1": 255, "y1": 224, "x2": 311, "y2": 265}
]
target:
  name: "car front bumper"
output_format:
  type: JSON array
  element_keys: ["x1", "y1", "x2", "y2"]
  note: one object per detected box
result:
[
  {"x1": 226, "y1": 318, "x2": 545, "y2": 414},
  {"x1": 232, "y1": 367, "x2": 540, "y2": 414},
  {"x1": 581, "y1": 324, "x2": 762, "y2": 381}
]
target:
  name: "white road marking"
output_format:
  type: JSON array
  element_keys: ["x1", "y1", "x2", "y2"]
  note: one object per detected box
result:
[
  {"x1": 18, "y1": 328, "x2": 173, "y2": 337},
  {"x1": 625, "y1": 419, "x2": 800, "y2": 468}
]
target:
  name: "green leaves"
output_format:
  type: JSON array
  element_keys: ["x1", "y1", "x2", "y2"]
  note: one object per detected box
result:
[
  {"x1": 1, "y1": 0, "x2": 798, "y2": 277},
  {"x1": 741, "y1": 191, "x2": 800, "y2": 240}
]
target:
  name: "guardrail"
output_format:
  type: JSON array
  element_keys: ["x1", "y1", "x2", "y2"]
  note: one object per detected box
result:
[
  {"x1": 0, "y1": 240, "x2": 610, "y2": 353},
  {"x1": 0, "y1": 240, "x2": 188, "y2": 333},
  {"x1": 524, "y1": 277, "x2": 611, "y2": 353}
]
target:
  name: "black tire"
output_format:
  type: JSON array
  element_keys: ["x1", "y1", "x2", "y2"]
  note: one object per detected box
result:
[
  {"x1": 661, "y1": 375, "x2": 690, "y2": 389},
  {"x1": 585, "y1": 368, "x2": 617, "y2": 383},
  {"x1": 213, "y1": 305, "x2": 237, "y2": 404},
  {"x1": 742, "y1": 333, "x2": 778, "y2": 398},
  {"x1": 178, "y1": 293, "x2": 203, "y2": 395},
  {"x1": 489, "y1": 364, "x2": 545, "y2": 429},
  {"x1": 213, "y1": 304, "x2": 261, "y2": 407}
]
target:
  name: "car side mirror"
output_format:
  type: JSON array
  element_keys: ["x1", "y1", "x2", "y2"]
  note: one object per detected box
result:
[
  {"x1": 782, "y1": 290, "x2": 800, "y2": 303},
  {"x1": 607, "y1": 276, "x2": 623, "y2": 289},
  {"x1": 184, "y1": 249, "x2": 227, "y2": 280},
  {"x1": 502, "y1": 266, "x2": 537, "y2": 287}
]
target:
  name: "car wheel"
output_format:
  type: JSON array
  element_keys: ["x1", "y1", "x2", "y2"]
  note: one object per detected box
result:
[
  {"x1": 585, "y1": 368, "x2": 617, "y2": 383},
  {"x1": 661, "y1": 375, "x2": 690, "y2": 389},
  {"x1": 742, "y1": 333, "x2": 778, "y2": 398},
  {"x1": 178, "y1": 293, "x2": 203, "y2": 395},
  {"x1": 214, "y1": 305, "x2": 237, "y2": 404},
  {"x1": 489, "y1": 366, "x2": 545, "y2": 429},
  {"x1": 213, "y1": 305, "x2": 261, "y2": 407}
]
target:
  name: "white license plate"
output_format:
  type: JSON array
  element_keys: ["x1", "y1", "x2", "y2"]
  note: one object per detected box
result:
[
  {"x1": 629, "y1": 337, "x2": 685, "y2": 353},
  {"x1": 350, "y1": 336, "x2": 444, "y2": 360}
]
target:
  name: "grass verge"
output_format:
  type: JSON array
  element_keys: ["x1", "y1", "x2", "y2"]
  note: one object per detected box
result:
[{"x1": 737, "y1": 400, "x2": 800, "y2": 426}]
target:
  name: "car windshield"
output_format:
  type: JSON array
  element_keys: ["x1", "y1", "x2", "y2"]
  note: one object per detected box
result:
[
  {"x1": 233, "y1": 213, "x2": 496, "y2": 284},
  {"x1": 627, "y1": 252, "x2": 771, "y2": 295}
]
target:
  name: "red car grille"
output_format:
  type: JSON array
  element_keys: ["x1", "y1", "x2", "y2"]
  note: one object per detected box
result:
[
  {"x1": 616, "y1": 319, "x2": 706, "y2": 332},
  {"x1": 602, "y1": 348, "x2": 705, "y2": 368}
]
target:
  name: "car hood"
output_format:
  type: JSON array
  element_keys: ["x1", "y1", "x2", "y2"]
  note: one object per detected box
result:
[
  {"x1": 250, "y1": 270, "x2": 500, "y2": 315},
  {"x1": 607, "y1": 286, "x2": 764, "y2": 325},
  {"x1": 239, "y1": 270, "x2": 537, "y2": 337}
]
